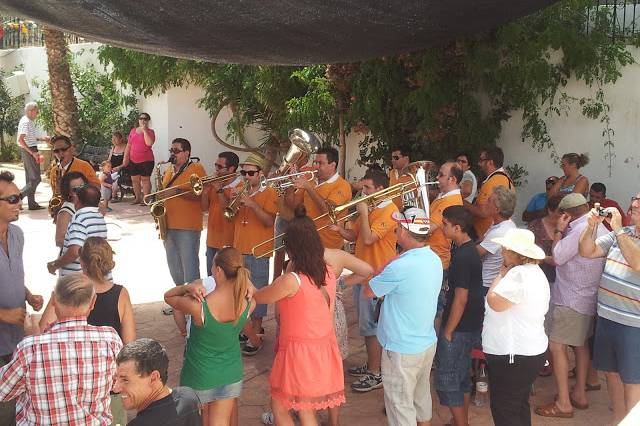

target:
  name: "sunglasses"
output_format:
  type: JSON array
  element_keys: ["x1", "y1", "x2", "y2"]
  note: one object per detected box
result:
[
  {"x1": 169, "y1": 148, "x2": 184, "y2": 154},
  {"x1": 0, "y1": 194, "x2": 21, "y2": 204},
  {"x1": 240, "y1": 170, "x2": 259, "y2": 177},
  {"x1": 53, "y1": 146, "x2": 70, "y2": 154},
  {"x1": 392, "y1": 155, "x2": 401, "y2": 160},
  {"x1": 139, "y1": 116, "x2": 150, "y2": 121},
  {"x1": 545, "y1": 179, "x2": 556, "y2": 185},
  {"x1": 72, "y1": 184, "x2": 88, "y2": 193},
  {"x1": 214, "y1": 163, "x2": 227, "y2": 170}
]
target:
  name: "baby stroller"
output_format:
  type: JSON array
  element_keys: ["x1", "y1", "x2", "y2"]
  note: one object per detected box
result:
[{"x1": 114, "y1": 167, "x2": 134, "y2": 200}]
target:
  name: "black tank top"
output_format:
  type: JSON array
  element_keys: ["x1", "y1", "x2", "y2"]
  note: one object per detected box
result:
[
  {"x1": 88, "y1": 284, "x2": 123, "y2": 337},
  {"x1": 110, "y1": 149, "x2": 125, "y2": 168}
]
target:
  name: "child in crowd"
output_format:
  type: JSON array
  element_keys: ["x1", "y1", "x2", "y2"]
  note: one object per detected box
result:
[{"x1": 100, "y1": 160, "x2": 113, "y2": 212}]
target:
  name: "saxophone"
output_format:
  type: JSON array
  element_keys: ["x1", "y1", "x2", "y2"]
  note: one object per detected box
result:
[
  {"x1": 48, "y1": 161, "x2": 63, "y2": 220},
  {"x1": 152, "y1": 162, "x2": 170, "y2": 240}
]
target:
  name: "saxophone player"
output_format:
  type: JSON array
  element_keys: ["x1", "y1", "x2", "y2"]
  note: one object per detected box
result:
[
  {"x1": 161, "y1": 138, "x2": 206, "y2": 333},
  {"x1": 230, "y1": 153, "x2": 279, "y2": 356}
]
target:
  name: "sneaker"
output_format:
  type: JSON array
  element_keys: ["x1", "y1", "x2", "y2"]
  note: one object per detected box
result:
[
  {"x1": 242, "y1": 341, "x2": 262, "y2": 356},
  {"x1": 351, "y1": 372, "x2": 383, "y2": 392},
  {"x1": 261, "y1": 411, "x2": 274, "y2": 425},
  {"x1": 348, "y1": 363, "x2": 369, "y2": 377}
]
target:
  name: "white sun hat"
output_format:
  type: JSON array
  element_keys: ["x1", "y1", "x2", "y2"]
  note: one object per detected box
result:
[{"x1": 492, "y1": 228, "x2": 545, "y2": 260}]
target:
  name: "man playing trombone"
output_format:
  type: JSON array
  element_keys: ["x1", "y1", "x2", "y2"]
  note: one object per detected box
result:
[
  {"x1": 231, "y1": 153, "x2": 279, "y2": 355},
  {"x1": 160, "y1": 138, "x2": 206, "y2": 333},
  {"x1": 201, "y1": 151, "x2": 242, "y2": 274},
  {"x1": 288, "y1": 147, "x2": 352, "y2": 249},
  {"x1": 330, "y1": 169, "x2": 399, "y2": 392}
]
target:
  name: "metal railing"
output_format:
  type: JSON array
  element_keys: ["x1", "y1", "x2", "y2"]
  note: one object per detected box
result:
[
  {"x1": 587, "y1": 0, "x2": 640, "y2": 40},
  {"x1": 1, "y1": 16, "x2": 85, "y2": 49}
]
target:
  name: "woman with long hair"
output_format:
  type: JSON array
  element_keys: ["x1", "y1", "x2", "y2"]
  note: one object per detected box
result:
[
  {"x1": 39, "y1": 237, "x2": 136, "y2": 426},
  {"x1": 107, "y1": 131, "x2": 127, "y2": 201},
  {"x1": 54, "y1": 171, "x2": 88, "y2": 247},
  {"x1": 549, "y1": 153, "x2": 590, "y2": 197},
  {"x1": 124, "y1": 112, "x2": 155, "y2": 204},
  {"x1": 482, "y1": 229, "x2": 550, "y2": 426},
  {"x1": 165, "y1": 247, "x2": 255, "y2": 426},
  {"x1": 254, "y1": 206, "x2": 345, "y2": 426}
]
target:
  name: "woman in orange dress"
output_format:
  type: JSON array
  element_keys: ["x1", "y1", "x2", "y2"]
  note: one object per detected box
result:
[{"x1": 254, "y1": 206, "x2": 345, "y2": 425}]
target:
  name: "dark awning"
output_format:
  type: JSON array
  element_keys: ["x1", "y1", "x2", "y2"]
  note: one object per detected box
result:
[{"x1": 0, "y1": 1, "x2": 556, "y2": 65}]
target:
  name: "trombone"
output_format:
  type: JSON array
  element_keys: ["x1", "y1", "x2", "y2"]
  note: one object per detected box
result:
[
  {"x1": 251, "y1": 175, "x2": 437, "y2": 257},
  {"x1": 144, "y1": 172, "x2": 240, "y2": 206}
]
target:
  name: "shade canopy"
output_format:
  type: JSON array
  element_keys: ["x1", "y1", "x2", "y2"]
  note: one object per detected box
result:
[{"x1": 0, "y1": 0, "x2": 556, "y2": 65}]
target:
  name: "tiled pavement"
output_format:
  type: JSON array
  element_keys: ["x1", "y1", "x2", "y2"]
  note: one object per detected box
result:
[{"x1": 6, "y1": 162, "x2": 613, "y2": 425}]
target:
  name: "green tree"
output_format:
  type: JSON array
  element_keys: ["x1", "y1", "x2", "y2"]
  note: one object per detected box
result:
[{"x1": 0, "y1": 72, "x2": 25, "y2": 161}]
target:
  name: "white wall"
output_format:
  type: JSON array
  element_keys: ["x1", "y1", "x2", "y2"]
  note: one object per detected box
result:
[{"x1": 499, "y1": 47, "x2": 640, "y2": 224}]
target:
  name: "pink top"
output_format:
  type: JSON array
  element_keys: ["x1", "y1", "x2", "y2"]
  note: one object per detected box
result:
[{"x1": 128, "y1": 127, "x2": 155, "y2": 163}]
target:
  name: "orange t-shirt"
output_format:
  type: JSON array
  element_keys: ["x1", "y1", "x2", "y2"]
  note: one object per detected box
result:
[
  {"x1": 352, "y1": 200, "x2": 398, "y2": 279},
  {"x1": 426, "y1": 191, "x2": 463, "y2": 270},
  {"x1": 50, "y1": 157, "x2": 101, "y2": 190},
  {"x1": 388, "y1": 169, "x2": 413, "y2": 210},
  {"x1": 473, "y1": 170, "x2": 514, "y2": 239},
  {"x1": 162, "y1": 162, "x2": 207, "y2": 231},
  {"x1": 233, "y1": 186, "x2": 279, "y2": 257},
  {"x1": 205, "y1": 176, "x2": 242, "y2": 249},
  {"x1": 300, "y1": 174, "x2": 352, "y2": 249}
]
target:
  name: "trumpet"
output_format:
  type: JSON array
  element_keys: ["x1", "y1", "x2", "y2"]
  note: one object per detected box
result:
[
  {"x1": 251, "y1": 174, "x2": 437, "y2": 257},
  {"x1": 223, "y1": 180, "x2": 250, "y2": 220},
  {"x1": 259, "y1": 170, "x2": 317, "y2": 194}
]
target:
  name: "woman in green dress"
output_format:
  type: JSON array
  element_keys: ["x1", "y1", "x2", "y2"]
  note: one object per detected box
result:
[{"x1": 165, "y1": 247, "x2": 255, "y2": 426}]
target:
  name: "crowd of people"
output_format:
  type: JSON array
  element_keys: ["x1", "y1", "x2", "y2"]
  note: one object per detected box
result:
[{"x1": 0, "y1": 102, "x2": 639, "y2": 426}]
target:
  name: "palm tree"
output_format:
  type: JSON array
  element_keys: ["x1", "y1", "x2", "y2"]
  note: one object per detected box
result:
[{"x1": 43, "y1": 27, "x2": 81, "y2": 144}]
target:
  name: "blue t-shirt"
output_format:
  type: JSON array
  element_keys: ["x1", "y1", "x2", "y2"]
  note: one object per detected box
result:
[
  {"x1": 525, "y1": 192, "x2": 547, "y2": 212},
  {"x1": 369, "y1": 246, "x2": 442, "y2": 354}
]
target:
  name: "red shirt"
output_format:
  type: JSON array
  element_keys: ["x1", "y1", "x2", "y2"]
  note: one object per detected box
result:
[
  {"x1": 128, "y1": 127, "x2": 155, "y2": 163},
  {"x1": 0, "y1": 317, "x2": 123, "y2": 426}
]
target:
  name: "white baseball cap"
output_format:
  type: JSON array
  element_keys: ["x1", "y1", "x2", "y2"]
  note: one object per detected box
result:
[{"x1": 391, "y1": 207, "x2": 430, "y2": 235}]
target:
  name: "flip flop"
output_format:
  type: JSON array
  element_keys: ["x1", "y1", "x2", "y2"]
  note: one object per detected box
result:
[
  {"x1": 535, "y1": 402, "x2": 573, "y2": 418},
  {"x1": 570, "y1": 397, "x2": 589, "y2": 410}
]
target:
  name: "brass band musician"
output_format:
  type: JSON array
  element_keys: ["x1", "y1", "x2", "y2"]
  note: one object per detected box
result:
[{"x1": 49, "y1": 135, "x2": 101, "y2": 196}]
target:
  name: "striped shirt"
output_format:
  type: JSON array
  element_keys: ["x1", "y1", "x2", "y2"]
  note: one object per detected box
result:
[
  {"x1": 0, "y1": 317, "x2": 122, "y2": 426},
  {"x1": 60, "y1": 207, "x2": 108, "y2": 276},
  {"x1": 16, "y1": 116, "x2": 38, "y2": 148},
  {"x1": 596, "y1": 226, "x2": 640, "y2": 328}
]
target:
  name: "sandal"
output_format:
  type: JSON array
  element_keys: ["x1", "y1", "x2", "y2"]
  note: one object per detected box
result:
[
  {"x1": 535, "y1": 402, "x2": 573, "y2": 418},
  {"x1": 586, "y1": 383, "x2": 601, "y2": 392},
  {"x1": 570, "y1": 397, "x2": 589, "y2": 410}
]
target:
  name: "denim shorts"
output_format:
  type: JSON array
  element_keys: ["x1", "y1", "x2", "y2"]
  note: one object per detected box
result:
[
  {"x1": 163, "y1": 229, "x2": 201, "y2": 285},
  {"x1": 244, "y1": 255, "x2": 270, "y2": 319},
  {"x1": 436, "y1": 269, "x2": 449, "y2": 316},
  {"x1": 353, "y1": 284, "x2": 378, "y2": 337},
  {"x1": 594, "y1": 317, "x2": 640, "y2": 384},
  {"x1": 435, "y1": 329, "x2": 481, "y2": 407},
  {"x1": 194, "y1": 380, "x2": 242, "y2": 404}
]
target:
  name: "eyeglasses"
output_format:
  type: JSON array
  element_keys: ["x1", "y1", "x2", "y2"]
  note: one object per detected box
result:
[
  {"x1": 240, "y1": 170, "x2": 259, "y2": 177},
  {"x1": 392, "y1": 155, "x2": 401, "y2": 160},
  {"x1": 169, "y1": 148, "x2": 184, "y2": 154},
  {"x1": 139, "y1": 116, "x2": 150, "y2": 121},
  {"x1": 53, "y1": 147, "x2": 69, "y2": 154},
  {"x1": 214, "y1": 163, "x2": 227, "y2": 170},
  {"x1": 0, "y1": 194, "x2": 21, "y2": 204}
]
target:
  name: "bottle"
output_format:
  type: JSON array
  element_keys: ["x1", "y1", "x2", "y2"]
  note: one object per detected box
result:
[{"x1": 474, "y1": 362, "x2": 489, "y2": 407}]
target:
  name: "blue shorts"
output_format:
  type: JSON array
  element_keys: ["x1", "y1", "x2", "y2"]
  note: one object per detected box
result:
[
  {"x1": 353, "y1": 284, "x2": 378, "y2": 337},
  {"x1": 194, "y1": 380, "x2": 242, "y2": 404},
  {"x1": 244, "y1": 255, "x2": 270, "y2": 319},
  {"x1": 594, "y1": 317, "x2": 640, "y2": 384},
  {"x1": 435, "y1": 330, "x2": 480, "y2": 407}
]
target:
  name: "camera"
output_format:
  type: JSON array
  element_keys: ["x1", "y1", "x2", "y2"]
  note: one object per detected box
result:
[{"x1": 594, "y1": 203, "x2": 612, "y2": 218}]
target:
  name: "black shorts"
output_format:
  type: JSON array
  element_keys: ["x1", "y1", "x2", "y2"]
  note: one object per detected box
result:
[{"x1": 128, "y1": 160, "x2": 155, "y2": 177}]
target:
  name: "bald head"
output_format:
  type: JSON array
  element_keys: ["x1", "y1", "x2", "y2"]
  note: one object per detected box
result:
[{"x1": 54, "y1": 273, "x2": 95, "y2": 309}]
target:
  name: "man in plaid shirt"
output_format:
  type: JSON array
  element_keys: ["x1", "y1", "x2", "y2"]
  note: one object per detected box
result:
[{"x1": 0, "y1": 273, "x2": 123, "y2": 425}]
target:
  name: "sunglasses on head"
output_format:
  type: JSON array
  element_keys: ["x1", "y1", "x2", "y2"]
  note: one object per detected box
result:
[
  {"x1": 0, "y1": 194, "x2": 21, "y2": 204},
  {"x1": 240, "y1": 170, "x2": 259, "y2": 177},
  {"x1": 53, "y1": 146, "x2": 70, "y2": 154}
]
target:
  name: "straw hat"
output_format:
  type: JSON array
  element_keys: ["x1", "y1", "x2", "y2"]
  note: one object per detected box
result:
[
  {"x1": 391, "y1": 208, "x2": 430, "y2": 235},
  {"x1": 240, "y1": 152, "x2": 265, "y2": 170},
  {"x1": 492, "y1": 228, "x2": 545, "y2": 260}
]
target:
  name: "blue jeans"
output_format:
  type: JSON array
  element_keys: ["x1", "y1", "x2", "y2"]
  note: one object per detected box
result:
[
  {"x1": 244, "y1": 255, "x2": 270, "y2": 319},
  {"x1": 435, "y1": 329, "x2": 481, "y2": 407},
  {"x1": 163, "y1": 229, "x2": 201, "y2": 285},
  {"x1": 206, "y1": 246, "x2": 220, "y2": 276}
]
